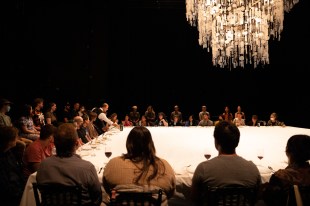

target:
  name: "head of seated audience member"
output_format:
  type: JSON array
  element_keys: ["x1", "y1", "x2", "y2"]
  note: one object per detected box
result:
[
  {"x1": 0, "y1": 125, "x2": 26, "y2": 206},
  {"x1": 214, "y1": 120, "x2": 240, "y2": 154},
  {"x1": 0, "y1": 125, "x2": 19, "y2": 152},
  {"x1": 262, "y1": 134, "x2": 310, "y2": 206},
  {"x1": 286, "y1": 134, "x2": 310, "y2": 167},
  {"x1": 102, "y1": 126, "x2": 176, "y2": 204},
  {"x1": 124, "y1": 126, "x2": 159, "y2": 172},
  {"x1": 40, "y1": 124, "x2": 57, "y2": 142},
  {"x1": 22, "y1": 124, "x2": 57, "y2": 178},
  {"x1": 73, "y1": 116, "x2": 83, "y2": 128},
  {"x1": 54, "y1": 123, "x2": 79, "y2": 157}
]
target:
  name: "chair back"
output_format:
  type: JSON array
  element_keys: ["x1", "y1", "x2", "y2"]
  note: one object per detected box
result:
[
  {"x1": 287, "y1": 185, "x2": 310, "y2": 206},
  {"x1": 109, "y1": 189, "x2": 163, "y2": 206},
  {"x1": 32, "y1": 182, "x2": 82, "y2": 206},
  {"x1": 204, "y1": 185, "x2": 258, "y2": 206}
]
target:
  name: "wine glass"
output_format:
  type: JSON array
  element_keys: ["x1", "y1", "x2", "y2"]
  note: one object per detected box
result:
[
  {"x1": 90, "y1": 142, "x2": 97, "y2": 156},
  {"x1": 204, "y1": 148, "x2": 212, "y2": 160},
  {"x1": 104, "y1": 146, "x2": 112, "y2": 164},
  {"x1": 257, "y1": 148, "x2": 264, "y2": 166}
]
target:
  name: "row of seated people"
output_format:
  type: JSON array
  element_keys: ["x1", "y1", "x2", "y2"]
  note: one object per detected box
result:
[
  {"x1": 121, "y1": 112, "x2": 285, "y2": 128},
  {"x1": 1, "y1": 120, "x2": 308, "y2": 206}
]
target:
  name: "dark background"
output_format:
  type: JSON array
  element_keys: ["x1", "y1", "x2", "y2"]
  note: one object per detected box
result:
[{"x1": 1, "y1": 0, "x2": 310, "y2": 128}]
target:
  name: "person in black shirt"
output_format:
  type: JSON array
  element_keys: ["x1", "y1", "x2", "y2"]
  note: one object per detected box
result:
[{"x1": 0, "y1": 126, "x2": 26, "y2": 206}]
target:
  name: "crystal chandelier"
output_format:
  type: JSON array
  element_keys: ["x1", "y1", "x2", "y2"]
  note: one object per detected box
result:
[{"x1": 186, "y1": 0, "x2": 299, "y2": 68}]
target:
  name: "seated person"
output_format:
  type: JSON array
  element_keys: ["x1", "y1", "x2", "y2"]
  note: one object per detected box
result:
[
  {"x1": 23, "y1": 124, "x2": 57, "y2": 179},
  {"x1": 267, "y1": 112, "x2": 285, "y2": 126},
  {"x1": 154, "y1": 112, "x2": 169, "y2": 127},
  {"x1": 74, "y1": 115, "x2": 91, "y2": 144},
  {"x1": 191, "y1": 121, "x2": 261, "y2": 205},
  {"x1": 184, "y1": 115, "x2": 199, "y2": 126},
  {"x1": 0, "y1": 126, "x2": 26, "y2": 206},
  {"x1": 36, "y1": 123, "x2": 102, "y2": 206},
  {"x1": 247, "y1": 114, "x2": 260, "y2": 126},
  {"x1": 262, "y1": 134, "x2": 310, "y2": 205},
  {"x1": 102, "y1": 126, "x2": 176, "y2": 205},
  {"x1": 18, "y1": 104, "x2": 40, "y2": 141},
  {"x1": 214, "y1": 115, "x2": 224, "y2": 126},
  {"x1": 169, "y1": 115, "x2": 183, "y2": 126},
  {"x1": 198, "y1": 113, "x2": 213, "y2": 126},
  {"x1": 232, "y1": 112, "x2": 246, "y2": 127},
  {"x1": 122, "y1": 114, "x2": 133, "y2": 126}
]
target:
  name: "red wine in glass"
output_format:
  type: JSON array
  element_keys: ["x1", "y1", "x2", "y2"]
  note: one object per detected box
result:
[
  {"x1": 204, "y1": 154, "x2": 211, "y2": 160},
  {"x1": 257, "y1": 155, "x2": 263, "y2": 160},
  {"x1": 105, "y1": 152, "x2": 112, "y2": 158}
]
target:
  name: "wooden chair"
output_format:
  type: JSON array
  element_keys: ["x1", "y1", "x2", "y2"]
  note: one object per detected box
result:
[
  {"x1": 109, "y1": 189, "x2": 163, "y2": 206},
  {"x1": 204, "y1": 185, "x2": 258, "y2": 206},
  {"x1": 287, "y1": 185, "x2": 310, "y2": 206},
  {"x1": 32, "y1": 182, "x2": 82, "y2": 206}
]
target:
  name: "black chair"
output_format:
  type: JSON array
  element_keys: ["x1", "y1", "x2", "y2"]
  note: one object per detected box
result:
[
  {"x1": 287, "y1": 185, "x2": 310, "y2": 206},
  {"x1": 109, "y1": 189, "x2": 163, "y2": 206},
  {"x1": 204, "y1": 185, "x2": 258, "y2": 206},
  {"x1": 32, "y1": 182, "x2": 82, "y2": 206}
]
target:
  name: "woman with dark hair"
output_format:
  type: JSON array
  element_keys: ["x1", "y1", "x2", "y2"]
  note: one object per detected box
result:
[
  {"x1": 102, "y1": 126, "x2": 176, "y2": 205},
  {"x1": 266, "y1": 112, "x2": 285, "y2": 126},
  {"x1": 44, "y1": 102, "x2": 58, "y2": 127},
  {"x1": 18, "y1": 104, "x2": 40, "y2": 141},
  {"x1": 262, "y1": 134, "x2": 310, "y2": 205},
  {"x1": 154, "y1": 112, "x2": 169, "y2": 127}
]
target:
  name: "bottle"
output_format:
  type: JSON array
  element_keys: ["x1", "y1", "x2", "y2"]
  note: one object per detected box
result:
[{"x1": 120, "y1": 122, "x2": 123, "y2": 131}]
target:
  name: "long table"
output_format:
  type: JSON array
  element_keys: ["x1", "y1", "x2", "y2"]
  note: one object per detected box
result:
[{"x1": 19, "y1": 126, "x2": 310, "y2": 206}]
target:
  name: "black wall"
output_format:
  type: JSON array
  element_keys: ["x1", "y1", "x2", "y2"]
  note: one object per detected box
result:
[{"x1": 1, "y1": 0, "x2": 310, "y2": 128}]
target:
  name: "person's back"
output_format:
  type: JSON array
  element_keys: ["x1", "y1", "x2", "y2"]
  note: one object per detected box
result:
[
  {"x1": 36, "y1": 123, "x2": 102, "y2": 206},
  {"x1": 262, "y1": 134, "x2": 310, "y2": 206},
  {"x1": 102, "y1": 126, "x2": 176, "y2": 206},
  {"x1": 191, "y1": 120, "x2": 261, "y2": 205},
  {"x1": 0, "y1": 126, "x2": 26, "y2": 206},
  {"x1": 23, "y1": 124, "x2": 56, "y2": 179}
]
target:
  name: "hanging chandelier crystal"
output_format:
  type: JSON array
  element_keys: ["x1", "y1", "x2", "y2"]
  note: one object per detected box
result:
[{"x1": 186, "y1": 0, "x2": 299, "y2": 68}]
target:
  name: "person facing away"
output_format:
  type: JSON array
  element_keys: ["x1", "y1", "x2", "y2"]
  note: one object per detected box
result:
[
  {"x1": 262, "y1": 134, "x2": 310, "y2": 206},
  {"x1": 22, "y1": 124, "x2": 57, "y2": 179},
  {"x1": 102, "y1": 126, "x2": 176, "y2": 206},
  {"x1": 190, "y1": 120, "x2": 261, "y2": 205},
  {"x1": 36, "y1": 123, "x2": 102, "y2": 206},
  {"x1": 0, "y1": 125, "x2": 26, "y2": 206}
]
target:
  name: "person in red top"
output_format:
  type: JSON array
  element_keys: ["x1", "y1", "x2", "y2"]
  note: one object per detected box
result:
[
  {"x1": 122, "y1": 114, "x2": 133, "y2": 126},
  {"x1": 22, "y1": 124, "x2": 57, "y2": 179}
]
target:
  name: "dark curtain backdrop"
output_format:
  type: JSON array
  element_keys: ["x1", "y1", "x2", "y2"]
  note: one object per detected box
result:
[{"x1": 1, "y1": 0, "x2": 310, "y2": 128}]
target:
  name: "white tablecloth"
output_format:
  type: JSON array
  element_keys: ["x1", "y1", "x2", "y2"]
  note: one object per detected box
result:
[{"x1": 20, "y1": 126, "x2": 310, "y2": 206}]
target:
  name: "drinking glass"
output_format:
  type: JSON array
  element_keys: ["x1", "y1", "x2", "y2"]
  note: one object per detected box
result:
[
  {"x1": 204, "y1": 148, "x2": 212, "y2": 160},
  {"x1": 257, "y1": 148, "x2": 264, "y2": 166},
  {"x1": 104, "y1": 146, "x2": 112, "y2": 164}
]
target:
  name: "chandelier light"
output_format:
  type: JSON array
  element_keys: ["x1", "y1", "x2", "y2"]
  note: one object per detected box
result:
[{"x1": 186, "y1": 0, "x2": 299, "y2": 68}]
